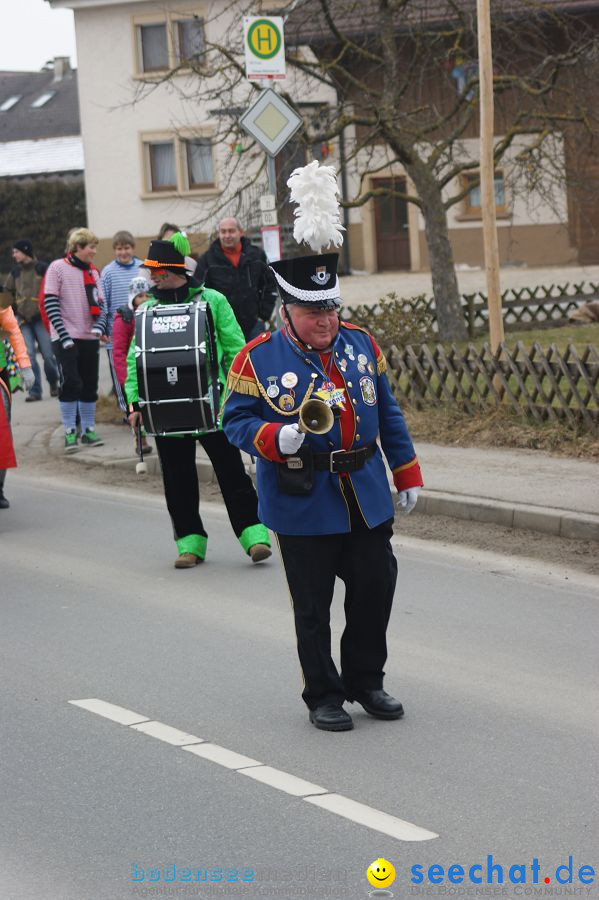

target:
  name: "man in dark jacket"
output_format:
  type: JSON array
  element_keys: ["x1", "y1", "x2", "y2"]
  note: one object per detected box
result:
[
  {"x1": 194, "y1": 218, "x2": 278, "y2": 340},
  {"x1": 3, "y1": 239, "x2": 59, "y2": 401}
]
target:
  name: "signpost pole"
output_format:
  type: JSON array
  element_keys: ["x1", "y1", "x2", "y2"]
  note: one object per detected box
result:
[{"x1": 266, "y1": 154, "x2": 277, "y2": 199}]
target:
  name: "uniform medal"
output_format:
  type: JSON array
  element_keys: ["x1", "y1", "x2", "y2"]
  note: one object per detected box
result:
[
  {"x1": 344, "y1": 344, "x2": 355, "y2": 361},
  {"x1": 266, "y1": 376, "x2": 280, "y2": 399},
  {"x1": 360, "y1": 376, "x2": 377, "y2": 406}
]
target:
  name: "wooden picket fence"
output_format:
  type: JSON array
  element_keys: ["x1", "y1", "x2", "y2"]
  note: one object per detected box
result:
[
  {"x1": 344, "y1": 281, "x2": 599, "y2": 337},
  {"x1": 386, "y1": 341, "x2": 599, "y2": 432},
  {"x1": 461, "y1": 282, "x2": 599, "y2": 336}
]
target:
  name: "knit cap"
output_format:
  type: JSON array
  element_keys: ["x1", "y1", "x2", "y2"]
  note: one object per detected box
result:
[
  {"x1": 13, "y1": 238, "x2": 34, "y2": 257},
  {"x1": 128, "y1": 275, "x2": 151, "y2": 308}
]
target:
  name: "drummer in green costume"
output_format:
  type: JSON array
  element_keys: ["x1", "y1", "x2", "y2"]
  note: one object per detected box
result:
[{"x1": 125, "y1": 233, "x2": 271, "y2": 569}]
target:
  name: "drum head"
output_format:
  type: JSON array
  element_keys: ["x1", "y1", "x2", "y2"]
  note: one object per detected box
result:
[{"x1": 135, "y1": 301, "x2": 219, "y2": 435}]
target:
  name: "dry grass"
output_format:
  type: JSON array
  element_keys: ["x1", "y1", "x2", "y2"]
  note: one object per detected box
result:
[
  {"x1": 95, "y1": 393, "x2": 127, "y2": 425},
  {"x1": 462, "y1": 321, "x2": 599, "y2": 354},
  {"x1": 404, "y1": 403, "x2": 599, "y2": 459}
]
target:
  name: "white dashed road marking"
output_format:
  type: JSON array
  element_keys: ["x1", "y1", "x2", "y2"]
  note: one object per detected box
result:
[
  {"x1": 239, "y1": 765, "x2": 327, "y2": 797},
  {"x1": 183, "y1": 743, "x2": 262, "y2": 770},
  {"x1": 305, "y1": 793, "x2": 437, "y2": 842},
  {"x1": 69, "y1": 698, "x2": 438, "y2": 842},
  {"x1": 68, "y1": 698, "x2": 149, "y2": 726},
  {"x1": 130, "y1": 721, "x2": 205, "y2": 746}
]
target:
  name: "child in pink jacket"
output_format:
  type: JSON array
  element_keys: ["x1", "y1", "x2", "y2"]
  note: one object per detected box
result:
[{"x1": 111, "y1": 276, "x2": 152, "y2": 456}]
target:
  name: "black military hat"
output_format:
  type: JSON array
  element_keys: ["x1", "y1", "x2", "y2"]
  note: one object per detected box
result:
[
  {"x1": 270, "y1": 253, "x2": 340, "y2": 309},
  {"x1": 144, "y1": 239, "x2": 187, "y2": 273}
]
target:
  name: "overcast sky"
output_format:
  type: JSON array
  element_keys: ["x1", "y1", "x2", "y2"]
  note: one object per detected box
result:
[{"x1": 1, "y1": 0, "x2": 77, "y2": 72}]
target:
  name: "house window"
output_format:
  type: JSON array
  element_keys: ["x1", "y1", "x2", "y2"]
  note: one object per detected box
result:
[
  {"x1": 462, "y1": 171, "x2": 507, "y2": 216},
  {"x1": 176, "y1": 18, "x2": 205, "y2": 64},
  {"x1": 185, "y1": 139, "x2": 214, "y2": 188},
  {"x1": 138, "y1": 23, "x2": 169, "y2": 72},
  {"x1": 147, "y1": 141, "x2": 176, "y2": 191}
]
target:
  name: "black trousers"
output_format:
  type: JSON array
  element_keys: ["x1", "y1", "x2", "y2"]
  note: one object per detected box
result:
[
  {"x1": 277, "y1": 496, "x2": 398, "y2": 710},
  {"x1": 52, "y1": 339, "x2": 100, "y2": 403},
  {"x1": 155, "y1": 430, "x2": 260, "y2": 541}
]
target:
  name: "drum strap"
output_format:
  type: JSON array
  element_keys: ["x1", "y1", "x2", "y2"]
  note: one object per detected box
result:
[{"x1": 204, "y1": 303, "x2": 220, "y2": 416}]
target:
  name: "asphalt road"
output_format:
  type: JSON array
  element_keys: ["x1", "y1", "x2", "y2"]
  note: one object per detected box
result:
[{"x1": 1, "y1": 475, "x2": 598, "y2": 900}]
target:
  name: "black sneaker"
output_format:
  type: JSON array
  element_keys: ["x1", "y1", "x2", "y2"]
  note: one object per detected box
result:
[{"x1": 81, "y1": 428, "x2": 104, "y2": 447}]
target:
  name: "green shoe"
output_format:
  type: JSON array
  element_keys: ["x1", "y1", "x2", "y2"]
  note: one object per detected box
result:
[
  {"x1": 81, "y1": 428, "x2": 104, "y2": 447},
  {"x1": 64, "y1": 430, "x2": 79, "y2": 454}
]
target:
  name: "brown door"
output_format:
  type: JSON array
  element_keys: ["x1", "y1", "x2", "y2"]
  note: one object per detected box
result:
[{"x1": 373, "y1": 177, "x2": 411, "y2": 270}]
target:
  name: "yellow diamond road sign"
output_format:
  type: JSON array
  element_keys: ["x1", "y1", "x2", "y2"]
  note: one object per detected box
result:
[
  {"x1": 239, "y1": 88, "x2": 303, "y2": 158},
  {"x1": 244, "y1": 16, "x2": 286, "y2": 81}
]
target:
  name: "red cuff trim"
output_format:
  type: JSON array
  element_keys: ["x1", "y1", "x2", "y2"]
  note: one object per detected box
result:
[
  {"x1": 253, "y1": 422, "x2": 286, "y2": 462},
  {"x1": 393, "y1": 459, "x2": 423, "y2": 492}
]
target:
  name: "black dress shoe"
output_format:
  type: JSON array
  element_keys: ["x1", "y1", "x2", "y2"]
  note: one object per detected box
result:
[
  {"x1": 309, "y1": 704, "x2": 354, "y2": 732},
  {"x1": 347, "y1": 689, "x2": 404, "y2": 720},
  {"x1": 0, "y1": 491, "x2": 9, "y2": 509}
]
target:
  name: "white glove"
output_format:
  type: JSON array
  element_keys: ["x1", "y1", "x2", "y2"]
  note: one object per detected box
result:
[
  {"x1": 62, "y1": 338, "x2": 75, "y2": 350},
  {"x1": 21, "y1": 367, "x2": 35, "y2": 391},
  {"x1": 278, "y1": 423, "x2": 306, "y2": 455},
  {"x1": 396, "y1": 486, "x2": 421, "y2": 515}
]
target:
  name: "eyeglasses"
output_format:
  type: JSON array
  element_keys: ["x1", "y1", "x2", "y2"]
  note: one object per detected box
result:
[{"x1": 151, "y1": 269, "x2": 171, "y2": 280}]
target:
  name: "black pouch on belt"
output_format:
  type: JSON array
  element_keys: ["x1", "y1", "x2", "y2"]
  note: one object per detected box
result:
[{"x1": 276, "y1": 446, "x2": 314, "y2": 495}]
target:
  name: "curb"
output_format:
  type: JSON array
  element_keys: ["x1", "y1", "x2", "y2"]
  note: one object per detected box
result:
[
  {"x1": 415, "y1": 489, "x2": 599, "y2": 542},
  {"x1": 64, "y1": 450, "x2": 599, "y2": 543},
  {"x1": 65, "y1": 448, "x2": 217, "y2": 483}
]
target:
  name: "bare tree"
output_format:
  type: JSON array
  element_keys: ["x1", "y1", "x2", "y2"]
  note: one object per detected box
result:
[{"x1": 132, "y1": 0, "x2": 599, "y2": 340}]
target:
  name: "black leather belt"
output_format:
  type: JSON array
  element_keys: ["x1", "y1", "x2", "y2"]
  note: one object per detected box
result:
[{"x1": 313, "y1": 442, "x2": 376, "y2": 473}]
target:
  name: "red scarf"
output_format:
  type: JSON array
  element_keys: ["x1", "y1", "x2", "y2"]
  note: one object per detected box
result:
[{"x1": 67, "y1": 254, "x2": 102, "y2": 318}]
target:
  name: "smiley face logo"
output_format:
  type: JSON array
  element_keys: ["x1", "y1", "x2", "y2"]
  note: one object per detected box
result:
[{"x1": 366, "y1": 858, "x2": 396, "y2": 889}]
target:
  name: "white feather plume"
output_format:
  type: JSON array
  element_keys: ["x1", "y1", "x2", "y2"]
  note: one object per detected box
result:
[{"x1": 287, "y1": 160, "x2": 345, "y2": 253}]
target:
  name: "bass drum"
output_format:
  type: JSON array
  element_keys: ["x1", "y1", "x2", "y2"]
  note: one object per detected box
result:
[{"x1": 135, "y1": 300, "x2": 220, "y2": 436}]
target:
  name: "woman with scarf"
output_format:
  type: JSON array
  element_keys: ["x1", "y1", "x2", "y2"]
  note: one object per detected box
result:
[{"x1": 43, "y1": 228, "x2": 108, "y2": 453}]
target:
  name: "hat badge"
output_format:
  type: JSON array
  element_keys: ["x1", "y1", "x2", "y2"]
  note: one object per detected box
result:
[{"x1": 311, "y1": 265, "x2": 331, "y2": 286}]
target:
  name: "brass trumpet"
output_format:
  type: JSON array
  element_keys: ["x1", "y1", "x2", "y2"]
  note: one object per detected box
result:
[{"x1": 297, "y1": 398, "x2": 334, "y2": 434}]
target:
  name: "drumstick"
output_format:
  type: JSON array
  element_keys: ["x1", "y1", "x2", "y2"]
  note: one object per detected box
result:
[{"x1": 135, "y1": 421, "x2": 147, "y2": 476}]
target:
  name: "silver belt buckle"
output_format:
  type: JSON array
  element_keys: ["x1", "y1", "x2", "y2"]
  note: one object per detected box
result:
[{"x1": 329, "y1": 449, "x2": 344, "y2": 473}]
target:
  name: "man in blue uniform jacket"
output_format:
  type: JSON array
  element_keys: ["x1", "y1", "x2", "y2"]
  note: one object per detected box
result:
[{"x1": 222, "y1": 252, "x2": 423, "y2": 732}]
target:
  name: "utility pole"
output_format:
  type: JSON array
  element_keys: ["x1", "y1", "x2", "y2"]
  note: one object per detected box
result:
[{"x1": 477, "y1": 0, "x2": 504, "y2": 353}]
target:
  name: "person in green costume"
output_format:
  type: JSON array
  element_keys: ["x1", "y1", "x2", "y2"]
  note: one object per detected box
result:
[{"x1": 125, "y1": 233, "x2": 271, "y2": 569}]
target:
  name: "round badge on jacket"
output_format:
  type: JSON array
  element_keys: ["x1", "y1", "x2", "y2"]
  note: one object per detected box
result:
[
  {"x1": 281, "y1": 372, "x2": 298, "y2": 389},
  {"x1": 279, "y1": 393, "x2": 295, "y2": 411}
]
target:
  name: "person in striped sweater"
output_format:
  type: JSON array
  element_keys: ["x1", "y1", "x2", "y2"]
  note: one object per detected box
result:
[
  {"x1": 100, "y1": 230, "x2": 143, "y2": 336},
  {"x1": 44, "y1": 228, "x2": 109, "y2": 453}
]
